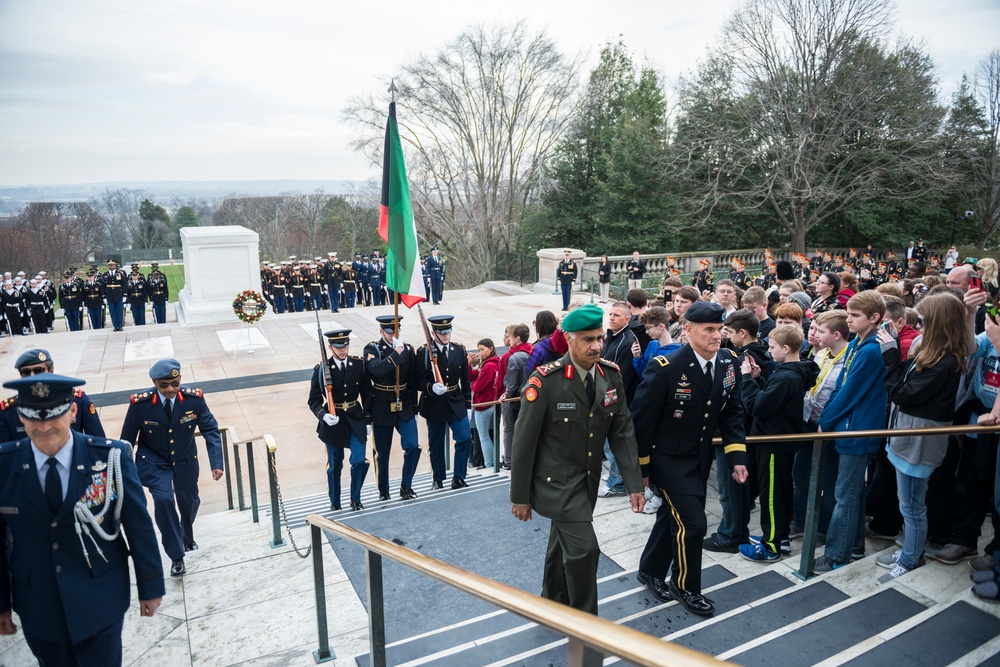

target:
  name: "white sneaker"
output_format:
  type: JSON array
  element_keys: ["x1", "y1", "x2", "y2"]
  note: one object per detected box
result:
[{"x1": 643, "y1": 496, "x2": 663, "y2": 514}]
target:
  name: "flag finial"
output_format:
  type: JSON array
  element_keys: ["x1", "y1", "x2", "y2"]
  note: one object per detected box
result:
[{"x1": 388, "y1": 79, "x2": 397, "y2": 103}]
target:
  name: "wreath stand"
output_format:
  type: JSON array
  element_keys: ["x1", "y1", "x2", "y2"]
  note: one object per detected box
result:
[
  {"x1": 232, "y1": 318, "x2": 273, "y2": 359},
  {"x1": 232, "y1": 291, "x2": 273, "y2": 359}
]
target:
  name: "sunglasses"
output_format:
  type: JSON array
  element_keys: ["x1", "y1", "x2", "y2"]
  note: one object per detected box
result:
[
  {"x1": 18, "y1": 365, "x2": 50, "y2": 377},
  {"x1": 156, "y1": 381, "x2": 181, "y2": 389}
]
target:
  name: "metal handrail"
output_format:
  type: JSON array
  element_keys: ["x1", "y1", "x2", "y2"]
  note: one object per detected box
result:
[
  {"x1": 306, "y1": 514, "x2": 724, "y2": 667},
  {"x1": 712, "y1": 422, "x2": 1000, "y2": 445}
]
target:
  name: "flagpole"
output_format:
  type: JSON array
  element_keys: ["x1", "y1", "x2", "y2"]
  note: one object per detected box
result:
[{"x1": 393, "y1": 290, "x2": 401, "y2": 407}]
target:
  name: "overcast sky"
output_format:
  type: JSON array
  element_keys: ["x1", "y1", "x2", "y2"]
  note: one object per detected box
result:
[{"x1": 0, "y1": 0, "x2": 996, "y2": 186}]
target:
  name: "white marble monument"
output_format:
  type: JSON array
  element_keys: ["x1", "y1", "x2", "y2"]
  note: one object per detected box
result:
[
  {"x1": 534, "y1": 247, "x2": 585, "y2": 294},
  {"x1": 176, "y1": 226, "x2": 266, "y2": 325}
]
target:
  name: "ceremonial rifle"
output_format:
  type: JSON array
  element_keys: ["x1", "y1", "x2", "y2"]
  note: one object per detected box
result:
[
  {"x1": 416, "y1": 304, "x2": 444, "y2": 385},
  {"x1": 315, "y1": 309, "x2": 336, "y2": 416}
]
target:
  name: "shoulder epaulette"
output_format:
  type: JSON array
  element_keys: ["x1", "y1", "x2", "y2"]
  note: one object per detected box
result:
[
  {"x1": 349, "y1": 355, "x2": 363, "y2": 362},
  {"x1": 130, "y1": 391, "x2": 153, "y2": 404},
  {"x1": 0, "y1": 396, "x2": 16, "y2": 411},
  {"x1": 597, "y1": 358, "x2": 620, "y2": 372},
  {"x1": 182, "y1": 387, "x2": 203, "y2": 398},
  {"x1": 536, "y1": 360, "x2": 562, "y2": 377},
  {"x1": 725, "y1": 348, "x2": 738, "y2": 358},
  {"x1": 0, "y1": 439, "x2": 24, "y2": 454},
  {"x1": 83, "y1": 436, "x2": 115, "y2": 449},
  {"x1": 654, "y1": 356, "x2": 670, "y2": 367}
]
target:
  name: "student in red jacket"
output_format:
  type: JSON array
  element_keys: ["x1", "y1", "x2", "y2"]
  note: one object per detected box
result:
[{"x1": 469, "y1": 338, "x2": 500, "y2": 468}]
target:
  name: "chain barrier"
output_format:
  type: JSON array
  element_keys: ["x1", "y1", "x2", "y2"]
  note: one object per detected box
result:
[{"x1": 267, "y1": 445, "x2": 311, "y2": 559}]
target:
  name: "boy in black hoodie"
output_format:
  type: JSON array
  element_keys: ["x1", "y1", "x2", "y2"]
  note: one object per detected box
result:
[{"x1": 738, "y1": 325, "x2": 820, "y2": 561}]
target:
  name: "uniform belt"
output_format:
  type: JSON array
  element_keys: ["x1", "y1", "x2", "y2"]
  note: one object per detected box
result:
[
  {"x1": 373, "y1": 382, "x2": 406, "y2": 391},
  {"x1": 333, "y1": 400, "x2": 359, "y2": 410},
  {"x1": 445, "y1": 384, "x2": 460, "y2": 392},
  {"x1": 106, "y1": 284, "x2": 120, "y2": 288}
]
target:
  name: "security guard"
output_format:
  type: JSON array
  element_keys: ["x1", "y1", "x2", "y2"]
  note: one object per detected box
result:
[
  {"x1": 427, "y1": 247, "x2": 445, "y2": 304},
  {"x1": 82, "y1": 268, "x2": 105, "y2": 329},
  {"x1": 364, "y1": 316, "x2": 421, "y2": 500},
  {"x1": 126, "y1": 264, "x2": 148, "y2": 325},
  {"x1": 510, "y1": 304, "x2": 644, "y2": 626},
  {"x1": 119, "y1": 359, "x2": 224, "y2": 577},
  {"x1": 417, "y1": 315, "x2": 472, "y2": 489},
  {"x1": 102, "y1": 259, "x2": 126, "y2": 331},
  {"x1": 147, "y1": 262, "x2": 169, "y2": 324},
  {"x1": 308, "y1": 330, "x2": 372, "y2": 511},
  {"x1": 630, "y1": 301, "x2": 748, "y2": 616},
  {"x1": 0, "y1": 349, "x2": 105, "y2": 442},
  {"x1": 0, "y1": 373, "x2": 164, "y2": 666},
  {"x1": 58, "y1": 271, "x2": 83, "y2": 331},
  {"x1": 556, "y1": 249, "x2": 577, "y2": 312}
]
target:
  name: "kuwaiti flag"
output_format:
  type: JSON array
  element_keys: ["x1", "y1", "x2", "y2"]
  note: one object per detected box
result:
[{"x1": 378, "y1": 101, "x2": 426, "y2": 308}]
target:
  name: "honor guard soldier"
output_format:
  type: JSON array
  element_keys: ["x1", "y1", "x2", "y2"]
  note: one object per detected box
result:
[
  {"x1": 0, "y1": 374, "x2": 165, "y2": 666},
  {"x1": 25, "y1": 279, "x2": 49, "y2": 334},
  {"x1": 556, "y1": 249, "x2": 577, "y2": 312},
  {"x1": 692, "y1": 258, "x2": 714, "y2": 293},
  {"x1": 309, "y1": 330, "x2": 373, "y2": 511},
  {"x1": 342, "y1": 263, "x2": 357, "y2": 308},
  {"x1": 126, "y1": 264, "x2": 148, "y2": 325},
  {"x1": 290, "y1": 266, "x2": 306, "y2": 312},
  {"x1": 323, "y1": 252, "x2": 341, "y2": 312},
  {"x1": 729, "y1": 257, "x2": 753, "y2": 290},
  {"x1": 417, "y1": 315, "x2": 473, "y2": 489},
  {"x1": 630, "y1": 302, "x2": 748, "y2": 616},
  {"x1": 357, "y1": 255, "x2": 373, "y2": 306},
  {"x1": 147, "y1": 262, "x2": 169, "y2": 324},
  {"x1": 370, "y1": 252, "x2": 385, "y2": 306},
  {"x1": 58, "y1": 271, "x2": 83, "y2": 331},
  {"x1": 427, "y1": 247, "x2": 445, "y2": 304},
  {"x1": 119, "y1": 359, "x2": 224, "y2": 577},
  {"x1": 82, "y1": 268, "x2": 105, "y2": 329},
  {"x1": 308, "y1": 259, "x2": 325, "y2": 311},
  {"x1": 510, "y1": 304, "x2": 644, "y2": 626},
  {"x1": 101, "y1": 259, "x2": 126, "y2": 331},
  {"x1": 351, "y1": 253, "x2": 364, "y2": 305},
  {"x1": 272, "y1": 263, "x2": 288, "y2": 313},
  {"x1": 364, "y1": 316, "x2": 421, "y2": 500},
  {"x1": 810, "y1": 249, "x2": 825, "y2": 272},
  {"x1": 0, "y1": 349, "x2": 106, "y2": 442}
]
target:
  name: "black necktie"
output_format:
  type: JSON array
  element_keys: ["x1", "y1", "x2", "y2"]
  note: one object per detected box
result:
[
  {"x1": 45, "y1": 458, "x2": 62, "y2": 513},
  {"x1": 164, "y1": 399, "x2": 173, "y2": 421},
  {"x1": 705, "y1": 361, "x2": 713, "y2": 384},
  {"x1": 584, "y1": 373, "x2": 595, "y2": 406}
]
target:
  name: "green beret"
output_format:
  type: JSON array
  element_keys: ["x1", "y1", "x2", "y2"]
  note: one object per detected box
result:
[{"x1": 561, "y1": 304, "x2": 604, "y2": 332}]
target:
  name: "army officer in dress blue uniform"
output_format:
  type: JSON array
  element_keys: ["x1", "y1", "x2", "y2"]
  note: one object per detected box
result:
[
  {"x1": 0, "y1": 374, "x2": 164, "y2": 666},
  {"x1": 630, "y1": 301, "x2": 748, "y2": 617},
  {"x1": 0, "y1": 349, "x2": 105, "y2": 443},
  {"x1": 308, "y1": 329, "x2": 373, "y2": 511},
  {"x1": 417, "y1": 315, "x2": 472, "y2": 490},
  {"x1": 510, "y1": 305, "x2": 645, "y2": 627},
  {"x1": 120, "y1": 359, "x2": 224, "y2": 577}
]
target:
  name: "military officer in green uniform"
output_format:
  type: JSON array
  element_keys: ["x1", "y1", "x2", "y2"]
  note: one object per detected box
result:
[{"x1": 510, "y1": 304, "x2": 645, "y2": 628}]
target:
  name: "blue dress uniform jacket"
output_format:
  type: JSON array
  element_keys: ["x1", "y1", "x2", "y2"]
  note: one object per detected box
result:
[
  {"x1": 308, "y1": 357, "x2": 372, "y2": 447},
  {"x1": 630, "y1": 345, "x2": 747, "y2": 496},
  {"x1": 510, "y1": 355, "x2": 643, "y2": 521},
  {"x1": 0, "y1": 433, "x2": 165, "y2": 644},
  {"x1": 416, "y1": 343, "x2": 472, "y2": 421},
  {"x1": 120, "y1": 387, "x2": 223, "y2": 472},
  {"x1": 363, "y1": 340, "x2": 418, "y2": 426},
  {"x1": 0, "y1": 390, "x2": 105, "y2": 443}
]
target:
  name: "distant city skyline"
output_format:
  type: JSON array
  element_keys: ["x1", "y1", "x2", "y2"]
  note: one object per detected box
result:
[{"x1": 1, "y1": 0, "x2": 996, "y2": 186}]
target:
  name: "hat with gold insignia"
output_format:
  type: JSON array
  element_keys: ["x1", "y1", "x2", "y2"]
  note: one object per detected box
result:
[
  {"x1": 323, "y1": 329, "x2": 352, "y2": 348},
  {"x1": 427, "y1": 315, "x2": 454, "y2": 334},
  {"x1": 3, "y1": 373, "x2": 84, "y2": 421},
  {"x1": 375, "y1": 315, "x2": 403, "y2": 332},
  {"x1": 149, "y1": 358, "x2": 182, "y2": 380},
  {"x1": 15, "y1": 349, "x2": 52, "y2": 370}
]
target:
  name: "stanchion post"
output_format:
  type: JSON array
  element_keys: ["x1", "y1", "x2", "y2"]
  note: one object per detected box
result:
[
  {"x1": 222, "y1": 428, "x2": 234, "y2": 511},
  {"x1": 268, "y1": 439, "x2": 285, "y2": 548},
  {"x1": 247, "y1": 440, "x2": 259, "y2": 524},
  {"x1": 367, "y1": 550, "x2": 387, "y2": 667},
  {"x1": 493, "y1": 404, "x2": 502, "y2": 474},
  {"x1": 311, "y1": 523, "x2": 334, "y2": 663},
  {"x1": 233, "y1": 444, "x2": 246, "y2": 511},
  {"x1": 794, "y1": 437, "x2": 826, "y2": 581}
]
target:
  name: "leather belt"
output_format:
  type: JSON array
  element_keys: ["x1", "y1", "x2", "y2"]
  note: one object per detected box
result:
[
  {"x1": 333, "y1": 400, "x2": 358, "y2": 410},
  {"x1": 445, "y1": 384, "x2": 460, "y2": 392},
  {"x1": 373, "y1": 383, "x2": 406, "y2": 391}
]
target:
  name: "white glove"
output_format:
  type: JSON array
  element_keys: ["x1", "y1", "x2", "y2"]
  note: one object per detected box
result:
[
  {"x1": 366, "y1": 425, "x2": 372, "y2": 436},
  {"x1": 432, "y1": 382, "x2": 447, "y2": 395},
  {"x1": 322, "y1": 413, "x2": 339, "y2": 426},
  {"x1": 392, "y1": 337, "x2": 403, "y2": 349}
]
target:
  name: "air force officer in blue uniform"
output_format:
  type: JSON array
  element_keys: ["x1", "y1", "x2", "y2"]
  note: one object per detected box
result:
[
  {"x1": 120, "y1": 359, "x2": 224, "y2": 577},
  {"x1": 0, "y1": 373, "x2": 164, "y2": 666}
]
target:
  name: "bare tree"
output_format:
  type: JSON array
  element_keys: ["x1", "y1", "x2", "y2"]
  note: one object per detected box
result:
[
  {"x1": 972, "y1": 50, "x2": 1000, "y2": 249},
  {"x1": 285, "y1": 191, "x2": 332, "y2": 258},
  {"x1": 344, "y1": 21, "x2": 582, "y2": 287},
  {"x1": 92, "y1": 187, "x2": 149, "y2": 250},
  {"x1": 672, "y1": 0, "x2": 947, "y2": 251},
  {"x1": 214, "y1": 196, "x2": 292, "y2": 260},
  {"x1": 0, "y1": 202, "x2": 104, "y2": 273}
]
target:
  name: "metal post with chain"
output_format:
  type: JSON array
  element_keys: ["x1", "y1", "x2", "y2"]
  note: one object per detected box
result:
[{"x1": 263, "y1": 436, "x2": 311, "y2": 559}]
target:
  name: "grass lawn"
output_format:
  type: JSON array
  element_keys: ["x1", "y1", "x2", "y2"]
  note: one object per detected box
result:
[{"x1": 143, "y1": 264, "x2": 185, "y2": 302}]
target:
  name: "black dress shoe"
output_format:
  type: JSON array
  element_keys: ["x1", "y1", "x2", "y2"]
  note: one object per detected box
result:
[
  {"x1": 636, "y1": 570, "x2": 672, "y2": 603},
  {"x1": 666, "y1": 579, "x2": 714, "y2": 616},
  {"x1": 451, "y1": 477, "x2": 468, "y2": 489},
  {"x1": 431, "y1": 480, "x2": 443, "y2": 490},
  {"x1": 331, "y1": 504, "x2": 341, "y2": 511},
  {"x1": 170, "y1": 559, "x2": 185, "y2": 577},
  {"x1": 400, "y1": 487, "x2": 418, "y2": 500},
  {"x1": 379, "y1": 493, "x2": 391, "y2": 501},
  {"x1": 350, "y1": 500, "x2": 364, "y2": 511},
  {"x1": 703, "y1": 534, "x2": 741, "y2": 553},
  {"x1": 184, "y1": 541, "x2": 199, "y2": 552}
]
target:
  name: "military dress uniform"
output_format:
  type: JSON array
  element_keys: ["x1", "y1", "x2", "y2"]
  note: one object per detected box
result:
[
  {"x1": 510, "y1": 307, "x2": 643, "y2": 618},
  {"x1": 630, "y1": 304, "x2": 747, "y2": 614},
  {"x1": 556, "y1": 252, "x2": 577, "y2": 311},
  {"x1": 692, "y1": 260, "x2": 714, "y2": 293},
  {"x1": 308, "y1": 330, "x2": 373, "y2": 510},
  {"x1": 290, "y1": 270, "x2": 306, "y2": 312},
  {"x1": 25, "y1": 284, "x2": 49, "y2": 334},
  {"x1": 58, "y1": 275, "x2": 83, "y2": 331},
  {"x1": 0, "y1": 374, "x2": 164, "y2": 666},
  {"x1": 119, "y1": 359, "x2": 223, "y2": 573},
  {"x1": 0, "y1": 284, "x2": 24, "y2": 337},
  {"x1": 126, "y1": 268, "x2": 147, "y2": 325},
  {"x1": 101, "y1": 261, "x2": 126, "y2": 331},
  {"x1": 427, "y1": 250, "x2": 445, "y2": 304},
  {"x1": 82, "y1": 271, "x2": 105, "y2": 329},
  {"x1": 323, "y1": 254, "x2": 341, "y2": 312},
  {"x1": 147, "y1": 263, "x2": 169, "y2": 324},
  {"x1": 416, "y1": 315, "x2": 472, "y2": 489},
  {"x1": 365, "y1": 316, "x2": 422, "y2": 499}
]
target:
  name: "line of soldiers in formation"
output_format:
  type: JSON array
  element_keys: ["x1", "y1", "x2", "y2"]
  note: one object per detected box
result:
[
  {"x1": 259, "y1": 247, "x2": 447, "y2": 313},
  {"x1": 2, "y1": 259, "x2": 170, "y2": 336}
]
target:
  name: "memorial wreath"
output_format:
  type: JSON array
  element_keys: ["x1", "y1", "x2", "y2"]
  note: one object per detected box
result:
[{"x1": 232, "y1": 290, "x2": 268, "y2": 323}]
